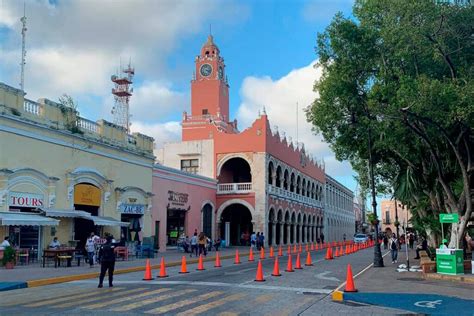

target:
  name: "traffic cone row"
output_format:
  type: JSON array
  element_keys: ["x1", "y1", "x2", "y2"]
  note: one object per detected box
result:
[{"x1": 142, "y1": 240, "x2": 370, "y2": 281}]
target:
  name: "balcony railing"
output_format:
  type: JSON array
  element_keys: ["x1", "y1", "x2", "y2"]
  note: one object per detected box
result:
[
  {"x1": 77, "y1": 117, "x2": 99, "y2": 133},
  {"x1": 217, "y1": 182, "x2": 252, "y2": 194},
  {"x1": 24, "y1": 99, "x2": 41, "y2": 116},
  {"x1": 268, "y1": 185, "x2": 322, "y2": 208}
]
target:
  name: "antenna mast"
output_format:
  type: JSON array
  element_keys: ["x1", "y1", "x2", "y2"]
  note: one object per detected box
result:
[
  {"x1": 111, "y1": 61, "x2": 134, "y2": 133},
  {"x1": 20, "y1": 3, "x2": 27, "y2": 91}
]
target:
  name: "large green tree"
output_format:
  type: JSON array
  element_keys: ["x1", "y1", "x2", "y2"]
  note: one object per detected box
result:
[{"x1": 307, "y1": 0, "x2": 473, "y2": 247}]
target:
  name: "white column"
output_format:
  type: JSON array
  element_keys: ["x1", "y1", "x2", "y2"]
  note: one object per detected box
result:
[
  {"x1": 280, "y1": 223, "x2": 284, "y2": 245},
  {"x1": 271, "y1": 222, "x2": 276, "y2": 246}
]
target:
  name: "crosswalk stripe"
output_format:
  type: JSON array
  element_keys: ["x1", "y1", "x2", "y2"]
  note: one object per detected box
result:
[
  {"x1": 53, "y1": 287, "x2": 146, "y2": 308},
  {"x1": 218, "y1": 312, "x2": 238, "y2": 316},
  {"x1": 110, "y1": 289, "x2": 196, "y2": 312},
  {"x1": 1, "y1": 288, "x2": 93, "y2": 307},
  {"x1": 83, "y1": 288, "x2": 171, "y2": 309},
  {"x1": 216, "y1": 293, "x2": 274, "y2": 316},
  {"x1": 175, "y1": 293, "x2": 246, "y2": 316},
  {"x1": 144, "y1": 291, "x2": 223, "y2": 314},
  {"x1": 24, "y1": 287, "x2": 124, "y2": 307}
]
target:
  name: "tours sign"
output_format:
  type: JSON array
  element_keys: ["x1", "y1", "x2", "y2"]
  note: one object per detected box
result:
[{"x1": 439, "y1": 214, "x2": 459, "y2": 223}]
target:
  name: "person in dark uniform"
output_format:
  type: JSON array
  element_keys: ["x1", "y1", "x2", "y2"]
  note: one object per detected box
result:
[{"x1": 98, "y1": 235, "x2": 116, "y2": 288}]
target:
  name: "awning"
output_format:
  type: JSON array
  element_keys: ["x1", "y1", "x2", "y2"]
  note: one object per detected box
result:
[
  {"x1": 89, "y1": 216, "x2": 129, "y2": 227},
  {"x1": 0, "y1": 212, "x2": 59, "y2": 226},
  {"x1": 38, "y1": 208, "x2": 92, "y2": 219}
]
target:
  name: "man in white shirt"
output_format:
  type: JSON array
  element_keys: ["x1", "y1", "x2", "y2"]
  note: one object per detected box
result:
[
  {"x1": 0, "y1": 237, "x2": 10, "y2": 250},
  {"x1": 49, "y1": 237, "x2": 61, "y2": 249},
  {"x1": 85, "y1": 232, "x2": 97, "y2": 267}
]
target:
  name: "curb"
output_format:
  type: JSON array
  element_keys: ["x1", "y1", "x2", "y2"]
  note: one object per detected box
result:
[
  {"x1": 26, "y1": 252, "x2": 250, "y2": 288},
  {"x1": 0, "y1": 282, "x2": 28, "y2": 292},
  {"x1": 422, "y1": 272, "x2": 474, "y2": 284}
]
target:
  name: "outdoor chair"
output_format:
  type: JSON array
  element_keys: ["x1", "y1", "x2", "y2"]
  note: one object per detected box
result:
[
  {"x1": 16, "y1": 249, "x2": 29, "y2": 265},
  {"x1": 57, "y1": 255, "x2": 72, "y2": 267}
]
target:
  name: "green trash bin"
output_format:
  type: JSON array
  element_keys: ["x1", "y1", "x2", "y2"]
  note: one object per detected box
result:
[{"x1": 436, "y1": 248, "x2": 464, "y2": 275}]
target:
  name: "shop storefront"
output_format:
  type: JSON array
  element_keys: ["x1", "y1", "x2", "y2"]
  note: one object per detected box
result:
[
  {"x1": 73, "y1": 183, "x2": 102, "y2": 249},
  {"x1": 152, "y1": 164, "x2": 217, "y2": 251}
]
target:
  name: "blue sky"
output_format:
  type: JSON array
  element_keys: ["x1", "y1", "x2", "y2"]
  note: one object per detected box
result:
[{"x1": 0, "y1": 0, "x2": 377, "y2": 210}]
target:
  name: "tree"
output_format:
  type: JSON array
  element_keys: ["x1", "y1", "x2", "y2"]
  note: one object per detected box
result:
[
  {"x1": 58, "y1": 94, "x2": 82, "y2": 134},
  {"x1": 307, "y1": 0, "x2": 473, "y2": 247}
]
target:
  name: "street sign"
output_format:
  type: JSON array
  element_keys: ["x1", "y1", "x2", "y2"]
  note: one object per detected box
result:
[{"x1": 439, "y1": 213, "x2": 459, "y2": 223}]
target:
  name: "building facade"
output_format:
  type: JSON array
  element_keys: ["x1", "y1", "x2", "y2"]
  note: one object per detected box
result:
[
  {"x1": 381, "y1": 199, "x2": 412, "y2": 235},
  {"x1": 324, "y1": 176, "x2": 355, "y2": 241},
  {"x1": 152, "y1": 164, "x2": 216, "y2": 251},
  {"x1": 0, "y1": 82, "x2": 155, "y2": 256},
  {"x1": 157, "y1": 35, "x2": 355, "y2": 246}
]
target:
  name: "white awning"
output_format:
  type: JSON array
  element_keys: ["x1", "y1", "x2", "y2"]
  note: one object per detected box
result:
[
  {"x1": 38, "y1": 208, "x2": 92, "y2": 219},
  {"x1": 0, "y1": 212, "x2": 59, "y2": 226},
  {"x1": 89, "y1": 216, "x2": 129, "y2": 227}
]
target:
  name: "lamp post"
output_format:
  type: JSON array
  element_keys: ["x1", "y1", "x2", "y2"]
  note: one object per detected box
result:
[
  {"x1": 394, "y1": 199, "x2": 400, "y2": 239},
  {"x1": 368, "y1": 126, "x2": 384, "y2": 267}
]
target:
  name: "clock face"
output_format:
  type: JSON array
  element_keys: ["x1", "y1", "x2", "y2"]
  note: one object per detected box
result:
[
  {"x1": 218, "y1": 66, "x2": 224, "y2": 79},
  {"x1": 200, "y1": 64, "x2": 212, "y2": 77}
]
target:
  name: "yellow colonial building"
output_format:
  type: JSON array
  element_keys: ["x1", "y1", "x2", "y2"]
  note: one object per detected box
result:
[{"x1": 0, "y1": 82, "x2": 155, "y2": 257}]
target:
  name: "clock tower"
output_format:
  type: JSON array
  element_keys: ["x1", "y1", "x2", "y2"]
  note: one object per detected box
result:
[{"x1": 191, "y1": 35, "x2": 229, "y2": 120}]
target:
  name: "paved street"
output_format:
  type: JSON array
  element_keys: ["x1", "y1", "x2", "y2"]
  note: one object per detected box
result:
[
  {"x1": 1, "y1": 246, "x2": 472, "y2": 315},
  {"x1": 0, "y1": 247, "x2": 411, "y2": 315}
]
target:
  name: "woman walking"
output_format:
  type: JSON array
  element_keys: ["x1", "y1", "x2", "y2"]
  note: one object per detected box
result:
[{"x1": 198, "y1": 232, "x2": 207, "y2": 256}]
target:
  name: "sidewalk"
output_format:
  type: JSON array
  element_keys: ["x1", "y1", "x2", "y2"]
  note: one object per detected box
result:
[
  {"x1": 0, "y1": 246, "x2": 249, "y2": 287},
  {"x1": 335, "y1": 247, "x2": 474, "y2": 315}
]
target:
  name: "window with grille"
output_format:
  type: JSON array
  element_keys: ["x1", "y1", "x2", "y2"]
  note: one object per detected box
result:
[{"x1": 181, "y1": 159, "x2": 199, "y2": 174}]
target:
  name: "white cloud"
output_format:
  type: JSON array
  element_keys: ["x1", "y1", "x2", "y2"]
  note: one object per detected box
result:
[
  {"x1": 131, "y1": 81, "x2": 188, "y2": 123},
  {"x1": 236, "y1": 62, "x2": 355, "y2": 183},
  {"x1": 131, "y1": 121, "x2": 181, "y2": 150}
]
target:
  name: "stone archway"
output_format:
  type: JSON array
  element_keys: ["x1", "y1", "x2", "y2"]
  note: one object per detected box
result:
[{"x1": 219, "y1": 202, "x2": 253, "y2": 246}]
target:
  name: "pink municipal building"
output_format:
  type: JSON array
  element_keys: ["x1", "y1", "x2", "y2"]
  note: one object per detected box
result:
[{"x1": 152, "y1": 35, "x2": 355, "y2": 250}]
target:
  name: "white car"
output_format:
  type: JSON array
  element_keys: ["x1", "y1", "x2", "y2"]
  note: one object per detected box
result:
[{"x1": 353, "y1": 234, "x2": 368, "y2": 243}]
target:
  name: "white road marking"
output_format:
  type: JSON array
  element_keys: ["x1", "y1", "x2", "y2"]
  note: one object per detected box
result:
[
  {"x1": 72, "y1": 280, "x2": 332, "y2": 294},
  {"x1": 315, "y1": 271, "x2": 340, "y2": 282}
]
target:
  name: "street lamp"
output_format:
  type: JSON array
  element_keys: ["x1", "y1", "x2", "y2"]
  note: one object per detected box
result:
[
  {"x1": 367, "y1": 125, "x2": 384, "y2": 268},
  {"x1": 394, "y1": 199, "x2": 400, "y2": 239}
]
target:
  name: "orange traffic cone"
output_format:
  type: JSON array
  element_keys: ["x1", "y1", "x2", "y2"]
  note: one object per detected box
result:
[
  {"x1": 260, "y1": 247, "x2": 265, "y2": 260},
  {"x1": 344, "y1": 264, "x2": 358, "y2": 292},
  {"x1": 234, "y1": 249, "x2": 241, "y2": 264},
  {"x1": 254, "y1": 260, "x2": 265, "y2": 282},
  {"x1": 299, "y1": 244, "x2": 302, "y2": 253},
  {"x1": 179, "y1": 256, "x2": 189, "y2": 274},
  {"x1": 305, "y1": 244, "x2": 309, "y2": 252},
  {"x1": 278, "y1": 245, "x2": 283, "y2": 257},
  {"x1": 315, "y1": 243, "x2": 319, "y2": 251},
  {"x1": 287, "y1": 245, "x2": 291, "y2": 255},
  {"x1": 248, "y1": 248, "x2": 255, "y2": 262},
  {"x1": 335, "y1": 247, "x2": 340, "y2": 257},
  {"x1": 325, "y1": 247, "x2": 333, "y2": 260},
  {"x1": 271, "y1": 257, "x2": 282, "y2": 276},
  {"x1": 293, "y1": 244, "x2": 297, "y2": 253},
  {"x1": 143, "y1": 259, "x2": 154, "y2": 280},
  {"x1": 295, "y1": 253, "x2": 303, "y2": 269},
  {"x1": 310, "y1": 243, "x2": 314, "y2": 251},
  {"x1": 339, "y1": 246, "x2": 344, "y2": 256},
  {"x1": 269, "y1": 246, "x2": 274, "y2": 258},
  {"x1": 285, "y1": 254, "x2": 294, "y2": 272},
  {"x1": 197, "y1": 254, "x2": 205, "y2": 271},
  {"x1": 158, "y1": 257, "x2": 168, "y2": 278},
  {"x1": 305, "y1": 251, "x2": 313, "y2": 266},
  {"x1": 214, "y1": 251, "x2": 222, "y2": 268}
]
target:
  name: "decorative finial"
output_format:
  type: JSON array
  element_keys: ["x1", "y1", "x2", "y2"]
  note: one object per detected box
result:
[{"x1": 262, "y1": 106, "x2": 266, "y2": 115}]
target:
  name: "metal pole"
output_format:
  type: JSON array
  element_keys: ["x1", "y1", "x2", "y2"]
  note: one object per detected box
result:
[
  {"x1": 404, "y1": 222, "x2": 409, "y2": 270},
  {"x1": 368, "y1": 126, "x2": 384, "y2": 267},
  {"x1": 394, "y1": 199, "x2": 399, "y2": 239}
]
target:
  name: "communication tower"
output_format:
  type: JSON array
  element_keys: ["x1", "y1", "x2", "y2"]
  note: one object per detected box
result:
[
  {"x1": 20, "y1": 4, "x2": 27, "y2": 91},
  {"x1": 111, "y1": 62, "x2": 134, "y2": 132}
]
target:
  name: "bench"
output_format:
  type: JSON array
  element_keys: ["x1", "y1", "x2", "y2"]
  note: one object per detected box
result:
[{"x1": 419, "y1": 250, "x2": 436, "y2": 273}]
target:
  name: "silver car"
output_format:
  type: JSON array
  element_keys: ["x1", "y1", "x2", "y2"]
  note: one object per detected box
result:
[{"x1": 353, "y1": 233, "x2": 368, "y2": 243}]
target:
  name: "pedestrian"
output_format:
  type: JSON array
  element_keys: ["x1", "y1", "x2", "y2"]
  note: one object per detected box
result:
[
  {"x1": 409, "y1": 233, "x2": 414, "y2": 249},
  {"x1": 190, "y1": 232, "x2": 198, "y2": 257},
  {"x1": 259, "y1": 233, "x2": 265, "y2": 249},
  {"x1": 383, "y1": 235, "x2": 389, "y2": 250},
  {"x1": 214, "y1": 238, "x2": 221, "y2": 251},
  {"x1": 414, "y1": 237, "x2": 428, "y2": 259},
  {"x1": 49, "y1": 237, "x2": 61, "y2": 249},
  {"x1": 198, "y1": 232, "x2": 207, "y2": 256},
  {"x1": 439, "y1": 239, "x2": 448, "y2": 249},
  {"x1": 320, "y1": 232, "x2": 325, "y2": 244},
  {"x1": 343, "y1": 233, "x2": 346, "y2": 242},
  {"x1": 250, "y1": 232, "x2": 256, "y2": 249},
  {"x1": 0, "y1": 236, "x2": 10, "y2": 250},
  {"x1": 390, "y1": 234, "x2": 398, "y2": 264},
  {"x1": 256, "y1": 232, "x2": 261, "y2": 250},
  {"x1": 98, "y1": 236, "x2": 116, "y2": 288},
  {"x1": 85, "y1": 232, "x2": 96, "y2": 268}
]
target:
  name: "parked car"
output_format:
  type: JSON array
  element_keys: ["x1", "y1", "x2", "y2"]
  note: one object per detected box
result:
[{"x1": 353, "y1": 234, "x2": 369, "y2": 243}]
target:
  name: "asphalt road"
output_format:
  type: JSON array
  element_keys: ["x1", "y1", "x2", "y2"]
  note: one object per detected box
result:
[{"x1": 0, "y1": 247, "x2": 410, "y2": 315}]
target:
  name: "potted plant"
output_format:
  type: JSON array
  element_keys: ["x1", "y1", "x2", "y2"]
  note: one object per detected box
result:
[{"x1": 2, "y1": 246, "x2": 16, "y2": 269}]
